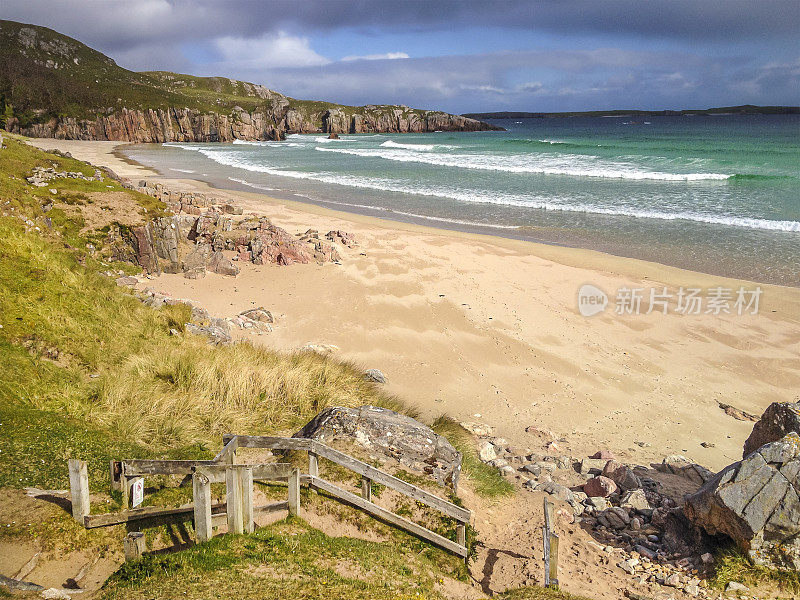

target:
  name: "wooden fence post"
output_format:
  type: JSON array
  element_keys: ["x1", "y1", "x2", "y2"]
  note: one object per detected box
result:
[
  {"x1": 288, "y1": 468, "x2": 300, "y2": 516},
  {"x1": 542, "y1": 497, "x2": 559, "y2": 588},
  {"x1": 193, "y1": 472, "x2": 212, "y2": 543},
  {"x1": 68, "y1": 459, "x2": 89, "y2": 525},
  {"x1": 124, "y1": 532, "x2": 146, "y2": 561},
  {"x1": 457, "y1": 522, "x2": 467, "y2": 565},
  {"x1": 121, "y1": 472, "x2": 129, "y2": 510},
  {"x1": 240, "y1": 466, "x2": 254, "y2": 534},
  {"x1": 226, "y1": 466, "x2": 244, "y2": 534},
  {"x1": 308, "y1": 451, "x2": 319, "y2": 478},
  {"x1": 361, "y1": 476, "x2": 372, "y2": 502},
  {"x1": 109, "y1": 460, "x2": 122, "y2": 492}
]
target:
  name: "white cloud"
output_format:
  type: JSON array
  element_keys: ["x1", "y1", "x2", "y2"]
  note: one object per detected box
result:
[
  {"x1": 341, "y1": 52, "x2": 410, "y2": 62},
  {"x1": 214, "y1": 32, "x2": 330, "y2": 69}
]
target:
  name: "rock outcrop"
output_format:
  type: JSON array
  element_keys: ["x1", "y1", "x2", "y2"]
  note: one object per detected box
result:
[
  {"x1": 743, "y1": 402, "x2": 800, "y2": 458},
  {"x1": 294, "y1": 406, "x2": 462, "y2": 488},
  {"x1": 685, "y1": 433, "x2": 800, "y2": 570},
  {"x1": 118, "y1": 180, "x2": 351, "y2": 276}
]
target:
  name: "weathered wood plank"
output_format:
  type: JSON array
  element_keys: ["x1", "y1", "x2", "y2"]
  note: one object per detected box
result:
[
  {"x1": 123, "y1": 532, "x2": 146, "y2": 561},
  {"x1": 241, "y1": 467, "x2": 254, "y2": 534},
  {"x1": 213, "y1": 436, "x2": 239, "y2": 464},
  {"x1": 123, "y1": 460, "x2": 216, "y2": 476},
  {"x1": 85, "y1": 502, "x2": 222, "y2": 528},
  {"x1": 226, "y1": 467, "x2": 243, "y2": 534},
  {"x1": 313, "y1": 443, "x2": 470, "y2": 522},
  {"x1": 193, "y1": 472, "x2": 213, "y2": 542},
  {"x1": 308, "y1": 452, "x2": 319, "y2": 478},
  {"x1": 288, "y1": 468, "x2": 300, "y2": 516},
  {"x1": 308, "y1": 476, "x2": 467, "y2": 558},
  {"x1": 68, "y1": 459, "x2": 89, "y2": 524},
  {"x1": 361, "y1": 476, "x2": 372, "y2": 502},
  {"x1": 251, "y1": 463, "x2": 292, "y2": 481},
  {"x1": 222, "y1": 435, "x2": 312, "y2": 451},
  {"x1": 193, "y1": 463, "x2": 291, "y2": 483}
]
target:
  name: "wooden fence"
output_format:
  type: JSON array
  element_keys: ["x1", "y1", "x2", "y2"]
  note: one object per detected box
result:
[{"x1": 68, "y1": 434, "x2": 471, "y2": 561}]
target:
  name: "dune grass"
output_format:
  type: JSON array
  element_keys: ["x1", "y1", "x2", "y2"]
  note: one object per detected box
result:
[
  {"x1": 432, "y1": 415, "x2": 514, "y2": 497},
  {"x1": 710, "y1": 546, "x2": 800, "y2": 594},
  {"x1": 0, "y1": 136, "x2": 403, "y2": 488}
]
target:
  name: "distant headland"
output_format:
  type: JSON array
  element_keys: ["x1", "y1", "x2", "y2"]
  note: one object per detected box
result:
[{"x1": 463, "y1": 105, "x2": 800, "y2": 120}]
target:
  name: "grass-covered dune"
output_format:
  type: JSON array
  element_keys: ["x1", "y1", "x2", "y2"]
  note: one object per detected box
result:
[{"x1": 0, "y1": 133, "x2": 405, "y2": 491}]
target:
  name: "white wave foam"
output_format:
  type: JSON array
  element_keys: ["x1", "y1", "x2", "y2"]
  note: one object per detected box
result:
[
  {"x1": 169, "y1": 168, "x2": 195, "y2": 173},
  {"x1": 162, "y1": 143, "x2": 799, "y2": 232},
  {"x1": 379, "y1": 140, "x2": 455, "y2": 151},
  {"x1": 314, "y1": 146, "x2": 731, "y2": 181},
  {"x1": 227, "y1": 177, "x2": 276, "y2": 191},
  {"x1": 314, "y1": 136, "x2": 358, "y2": 143}
]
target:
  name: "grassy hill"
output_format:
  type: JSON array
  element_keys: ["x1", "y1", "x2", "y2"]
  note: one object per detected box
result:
[{"x1": 0, "y1": 19, "x2": 500, "y2": 139}]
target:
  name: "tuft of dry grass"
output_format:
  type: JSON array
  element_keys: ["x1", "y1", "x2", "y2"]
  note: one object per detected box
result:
[
  {"x1": 710, "y1": 546, "x2": 800, "y2": 594},
  {"x1": 97, "y1": 341, "x2": 406, "y2": 447}
]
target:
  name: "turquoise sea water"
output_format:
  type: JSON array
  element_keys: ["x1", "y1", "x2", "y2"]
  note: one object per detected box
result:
[{"x1": 124, "y1": 114, "x2": 800, "y2": 286}]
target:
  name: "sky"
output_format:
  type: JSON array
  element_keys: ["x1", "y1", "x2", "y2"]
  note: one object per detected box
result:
[{"x1": 2, "y1": 0, "x2": 799, "y2": 114}]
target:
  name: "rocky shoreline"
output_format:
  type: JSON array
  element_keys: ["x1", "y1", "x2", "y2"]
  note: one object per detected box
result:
[{"x1": 8, "y1": 104, "x2": 501, "y2": 143}]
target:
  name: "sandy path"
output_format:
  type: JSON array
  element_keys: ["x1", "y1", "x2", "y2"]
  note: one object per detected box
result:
[{"x1": 28, "y1": 139, "x2": 800, "y2": 472}]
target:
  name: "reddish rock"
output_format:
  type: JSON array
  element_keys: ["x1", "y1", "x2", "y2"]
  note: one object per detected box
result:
[
  {"x1": 583, "y1": 476, "x2": 617, "y2": 498},
  {"x1": 591, "y1": 450, "x2": 616, "y2": 460},
  {"x1": 602, "y1": 460, "x2": 641, "y2": 491}
]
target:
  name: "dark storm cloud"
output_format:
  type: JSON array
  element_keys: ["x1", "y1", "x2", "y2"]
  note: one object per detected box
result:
[
  {"x1": 3, "y1": 0, "x2": 798, "y2": 53},
  {"x1": 1, "y1": 0, "x2": 797, "y2": 112}
]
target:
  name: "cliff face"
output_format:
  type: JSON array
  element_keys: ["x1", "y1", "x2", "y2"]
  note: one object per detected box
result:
[
  {"x1": 6, "y1": 104, "x2": 499, "y2": 142},
  {"x1": 0, "y1": 20, "x2": 502, "y2": 142}
]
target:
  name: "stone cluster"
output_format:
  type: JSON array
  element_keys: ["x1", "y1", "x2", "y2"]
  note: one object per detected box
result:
[
  {"x1": 472, "y1": 431, "x2": 723, "y2": 596},
  {"x1": 26, "y1": 165, "x2": 103, "y2": 187},
  {"x1": 113, "y1": 180, "x2": 352, "y2": 278}
]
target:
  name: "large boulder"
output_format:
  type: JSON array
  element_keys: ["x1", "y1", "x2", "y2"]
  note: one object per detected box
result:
[
  {"x1": 743, "y1": 402, "x2": 800, "y2": 458},
  {"x1": 685, "y1": 433, "x2": 800, "y2": 570},
  {"x1": 294, "y1": 406, "x2": 462, "y2": 488}
]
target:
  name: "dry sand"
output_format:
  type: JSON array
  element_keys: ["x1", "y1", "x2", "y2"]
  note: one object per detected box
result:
[{"x1": 29, "y1": 139, "x2": 800, "y2": 472}]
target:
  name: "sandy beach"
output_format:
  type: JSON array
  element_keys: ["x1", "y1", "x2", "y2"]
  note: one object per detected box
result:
[{"x1": 29, "y1": 138, "x2": 800, "y2": 473}]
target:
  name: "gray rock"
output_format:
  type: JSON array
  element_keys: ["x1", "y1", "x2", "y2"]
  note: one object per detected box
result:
[
  {"x1": 621, "y1": 489, "x2": 652, "y2": 512},
  {"x1": 685, "y1": 433, "x2": 800, "y2": 570},
  {"x1": 239, "y1": 307, "x2": 273, "y2": 323},
  {"x1": 602, "y1": 460, "x2": 641, "y2": 491},
  {"x1": 364, "y1": 369, "x2": 387, "y2": 384},
  {"x1": 725, "y1": 581, "x2": 749, "y2": 594},
  {"x1": 183, "y1": 243, "x2": 210, "y2": 279},
  {"x1": 743, "y1": 402, "x2": 800, "y2": 458},
  {"x1": 207, "y1": 251, "x2": 239, "y2": 276},
  {"x1": 184, "y1": 319, "x2": 231, "y2": 345},
  {"x1": 657, "y1": 455, "x2": 714, "y2": 486},
  {"x1": 294, "y1": 406, "x2": 461, "y2": 488},
  {"x1": 479, "y1": 441, "x2": 498, "y2": 462},
  {"x1": 521, "y1": 463, "x2": 541, "y2": 476},
  {"x1": 115, "y1": 276, "x2": 138, "y2": 287},
  {"x1": 535, "y1": 481, "x2": 574, "y2": 503},
  {"x1": 580, "y1": 458, "x2": 608, "y2": 475}
]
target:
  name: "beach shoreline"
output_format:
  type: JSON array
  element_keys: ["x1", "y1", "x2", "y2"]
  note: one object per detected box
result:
[{"x1": 26, "y1": 137, "x2": 800, "y2": 472}]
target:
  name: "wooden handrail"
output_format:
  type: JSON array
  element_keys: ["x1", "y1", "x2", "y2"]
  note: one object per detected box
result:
[
  {"x1": 311, "y1": 441, "x2": 470, "y2": 522},
  {"x1": 308, "y1": 475, "x2": 467, "y2": 558},
  {"x1": 220, "y1": 434, "x2": 469, "y2": 523}
]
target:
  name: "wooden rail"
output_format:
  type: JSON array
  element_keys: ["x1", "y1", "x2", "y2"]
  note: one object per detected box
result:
[
  {"x1": 69, "y1": 434, "x2": 471, "y2": 561},
  {"x1": 221, "y1": 434, "x2": 470, "y2": 560}
]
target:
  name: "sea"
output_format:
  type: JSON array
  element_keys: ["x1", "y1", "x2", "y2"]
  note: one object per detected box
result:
[{"x1": 123, "y1": 114, "x2": 800, "y2": 286}]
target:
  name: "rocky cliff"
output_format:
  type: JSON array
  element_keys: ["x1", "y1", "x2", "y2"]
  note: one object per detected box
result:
[{"x1": 0, "y1": 20, "x2": 502, "y2": 142}]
